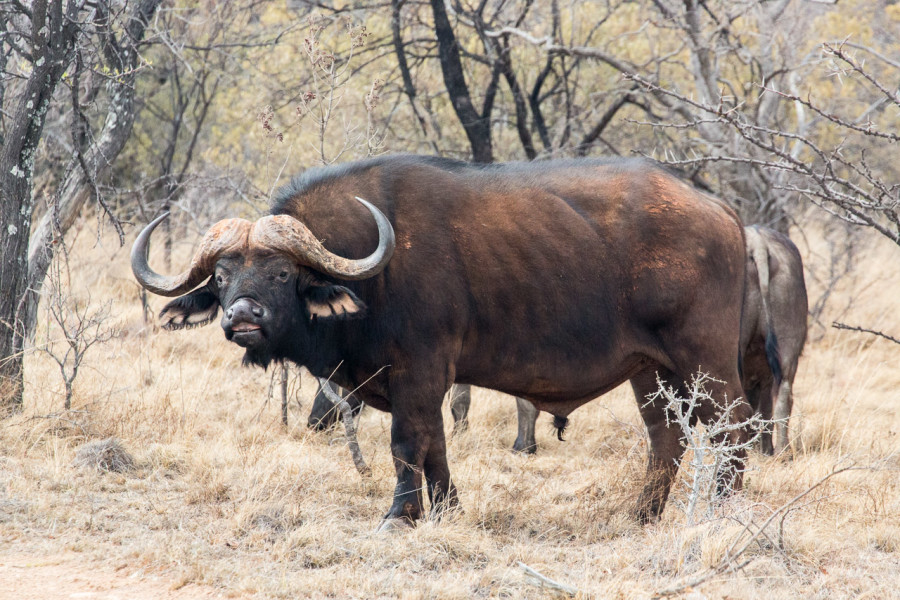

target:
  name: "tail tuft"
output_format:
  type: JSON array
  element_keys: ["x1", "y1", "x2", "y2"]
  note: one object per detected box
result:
[{"x1": 552, "y1": 415, "x2": 569, "y2": 442}]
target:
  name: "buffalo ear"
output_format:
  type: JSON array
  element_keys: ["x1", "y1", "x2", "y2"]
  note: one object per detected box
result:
[
  {"x1": 303, "y1": 284, "x2": 366, "y2": 321},
  {"x1": 159, "y1": 288, "x2": 220, "y2": 330}
]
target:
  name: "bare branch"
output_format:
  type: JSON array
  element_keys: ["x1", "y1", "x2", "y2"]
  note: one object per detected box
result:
[
  {"x1": 518, "y1": 562, "x2": 580, "y2": 596},
  {"x1": 318, "y1": 378, "x2": 371, "y2": 477},
  {"x1": 832, "y1": 322, "x2": 900, "y2": 345}
]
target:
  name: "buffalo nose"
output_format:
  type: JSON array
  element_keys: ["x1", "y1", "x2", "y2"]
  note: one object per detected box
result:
[{"x1": 225, "y1": 298, "x2": 265, "y2": 323}]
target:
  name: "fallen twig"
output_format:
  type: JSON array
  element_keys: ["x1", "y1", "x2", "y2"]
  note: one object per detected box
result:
[
  {"x1": 318, "y1": 378, "x2": 371, "y2": 477},
  {"x1": 518, "y1": 561, "x2": 580, "y2": 596}
]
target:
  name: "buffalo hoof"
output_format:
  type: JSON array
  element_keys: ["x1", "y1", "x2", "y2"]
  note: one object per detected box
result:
[
  {"x1": 451, "y1": 420, "x2": 469, "y2": 436},
  {"x1": 773, "y1": 445, "x2": 794, "y2": 461},
  {"x1": 633, "y1": 506, "x2": 662, "y2": 526},
  {"x1": 375, "y1": 517, "x2": 415, "y2": 534},
  {"x1": 512, "y1": 441, "x2": 537, "y2": 454}
]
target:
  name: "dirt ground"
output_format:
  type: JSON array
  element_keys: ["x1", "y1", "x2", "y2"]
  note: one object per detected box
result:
[{"x1": 0, "y1": 552, "x2": 223, "y2": 600}]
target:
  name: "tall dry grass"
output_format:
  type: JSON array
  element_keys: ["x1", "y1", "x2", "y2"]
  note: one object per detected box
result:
[{"x1": 1, "y1": 217, "x2": 898, "y2": 599}]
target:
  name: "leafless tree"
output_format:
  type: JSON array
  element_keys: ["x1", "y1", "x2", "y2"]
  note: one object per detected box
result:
[
  {"x1": 385, "y1": 0, "x2": 642, "y2": 163},
  {"x1": 455, "y1": 1, "x2": 899, "y2": 341},
  {"x1": 1, "y1": 0, "x2": 161, "y2": 412},
  {"x1": 626, "y1": 40, "x2": 900, "y2": 248}
]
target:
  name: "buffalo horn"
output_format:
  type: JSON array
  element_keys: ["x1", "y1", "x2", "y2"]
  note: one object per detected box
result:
[
  {"x1": 250, "y1": 196, "x2": 395, "y2": 281},
  {"x1": 131, "y1": 212, "x2": 252, "y2": 296}
]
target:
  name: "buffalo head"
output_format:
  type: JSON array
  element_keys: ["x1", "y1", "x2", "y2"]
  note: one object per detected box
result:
[{"x1": 131, "y1": 197, "x2": 395, "y2": 367}]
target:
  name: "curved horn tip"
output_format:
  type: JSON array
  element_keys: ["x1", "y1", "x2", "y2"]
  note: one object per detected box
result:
[
  {"x1": 151, "y1": 211, "x2": 171, "y2": 225},
  {"x1": 354, "y1": 194, "x2": 396, "y2": 264},
  {"x1": 131, "y1": 211, "x2": 187, "y2": 297}
]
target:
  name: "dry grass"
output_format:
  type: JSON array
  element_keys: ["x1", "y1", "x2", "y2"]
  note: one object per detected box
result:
[{"x1": 1, "y1": 219, "x2": 898, "y2": 599}]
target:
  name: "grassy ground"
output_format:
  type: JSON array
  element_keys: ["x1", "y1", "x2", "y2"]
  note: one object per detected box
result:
[{"x1": 1, "y1": 219, "x2": 898, "y2": 599}]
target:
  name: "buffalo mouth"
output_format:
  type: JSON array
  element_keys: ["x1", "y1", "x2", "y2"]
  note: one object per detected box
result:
[{"x1": 227, "y1": 322, "x2": 265, "y2": 347}]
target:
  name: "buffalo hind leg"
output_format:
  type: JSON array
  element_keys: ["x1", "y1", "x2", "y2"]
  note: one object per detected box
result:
[
  {"x1": 631, "y1": 366, "x2": 750, "y2": 522},
  {"x1": 772, "y1": 380, "x2": 793, "y2": 455},
  {"x1": 750, "y1": 379, "x2": 775, "y2": 456},
  {"x1": 512, "y1": 397, "x2": 539, "y2": 454},
  {"x1": 449, "y1": 384, "x2": 471, "y2": 434},
  {"x1": 451, "y1": 386, "x2": 540, "y2": 454},
  {"x1": 631, "y1": 367, "x2": 688, "y2": 524}
]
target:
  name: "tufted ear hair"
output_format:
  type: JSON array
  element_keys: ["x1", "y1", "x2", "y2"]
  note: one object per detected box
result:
[
  {"x1": 302, "y1": 283, "x2": 366, "y2": 321},
  {"x1": 158, "y1": 285, "x2": 220, "y2": 330}
]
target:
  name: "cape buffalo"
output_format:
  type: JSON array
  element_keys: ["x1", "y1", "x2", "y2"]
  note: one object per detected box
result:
[
  {"x1": 461, "y1": 225, "x2": 807, "y2": 457},
  {"x1": 742, "y1": 226, "x2": 808, "y2": 455},
  {"x1": 132, "y1": 155, "x2": 748, "y2": 527}
]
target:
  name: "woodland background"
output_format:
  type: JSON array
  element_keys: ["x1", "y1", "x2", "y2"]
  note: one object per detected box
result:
[{"x1": 1, "y1": 1, "x2": 899, "y2": 598}]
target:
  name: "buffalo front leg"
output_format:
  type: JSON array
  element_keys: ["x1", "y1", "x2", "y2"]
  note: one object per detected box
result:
[
  {"x1": 383, "y1": 414, "x2": 427, "y2": 528},
  {"x1": 424, "y1": 425, "x2": 459, "y2": 517},
  {"x1": 381, "y1": 401, "x2": 456, "y2": 529},
  {"x1": 512, "y1": 397, "x2": 539, "y2": 454}
]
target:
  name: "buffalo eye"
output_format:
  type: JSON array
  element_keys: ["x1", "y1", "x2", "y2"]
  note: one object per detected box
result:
[
  {"x1": 278, "y1": 270, "x2": 289, "y2": 281},
  {"x1": 215, "y1": 274, "x2": 224, "y2": 286}
]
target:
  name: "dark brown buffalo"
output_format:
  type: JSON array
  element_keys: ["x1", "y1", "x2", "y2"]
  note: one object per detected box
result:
[
  {"x1": 467, "y1": 225, "x2": 807, "y2": 457},
  {"x1": 132, "y1": 155, "x2": 748, "y2": 528},
  {"x1": 742, "y1": 225, "x2": 808, "y2": 455}
]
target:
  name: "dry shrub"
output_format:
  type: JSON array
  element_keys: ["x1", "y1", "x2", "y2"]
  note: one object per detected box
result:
[{"x1": 72, "y1": 437, "x2": 134, "y2": 473}]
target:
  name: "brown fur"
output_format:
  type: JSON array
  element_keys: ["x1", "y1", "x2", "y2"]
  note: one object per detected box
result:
[
  {"x1": 272, "y1": 156, "x2": 749, "y2": 524},
  {"x1": 143, "y1": 155, "x2": 749, "y2": 525}
]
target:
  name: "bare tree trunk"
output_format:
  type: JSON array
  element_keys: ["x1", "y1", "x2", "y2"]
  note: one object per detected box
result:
[
  {"x1": 495, "y1": 38, "x2": 537, "y2": 159},
  {"x1": 391, "y1": 0, "x2": 441, "y2": 154},
  {"x1": 429, "y1": 0, "x2": 493, "y2": 163},
  {"x1": 24, "y1": 0, "x2": 163, "y2": 340},
  {"x1": 0, "y1": 0, "x2": 79, "y2": 411}
]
